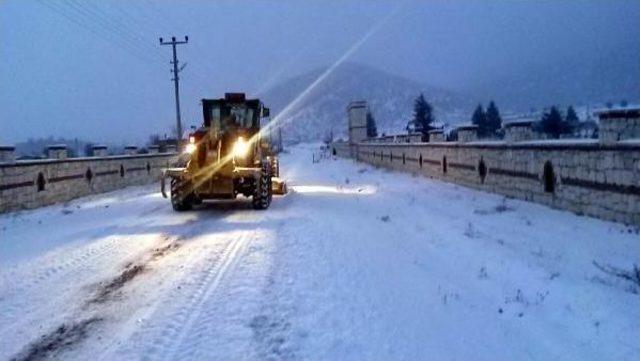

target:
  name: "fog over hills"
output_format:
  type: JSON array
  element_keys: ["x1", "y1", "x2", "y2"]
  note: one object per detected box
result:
[
  {"x1": 261, "y1": 43, "x2": 639, "y2": 142},
  {"x1": 260, "y1": 62, "x2": 471, "y2": 142},
  {"x1": 467, "y1": 40, "x2": 640, "y2": 112}
]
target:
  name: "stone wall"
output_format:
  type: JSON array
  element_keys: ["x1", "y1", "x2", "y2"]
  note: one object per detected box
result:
[
  {"x1": 504, "y1": 121, "x2": 535, "y2": 142},
  {"x1": 46, "y1": 145, "x2": 68, "y2": 159},
  {"x1": 428, "y1": 130, "x2": 445, "y2": 142},
  {"x1": 598, "y1": 108, "x2": 640, "y2": 144},
  {"x1": 457, "y1": 126, "x2": 478, "y2": 142},
  {"x1": 0, "y1": 146, "x2": 15, "y2": 162},
  {"x1": 0, "y1": 153, "x2": 178, "y2": 213},
  {"x1": 92, "y1": 145, "x2": 108, "y2": 157},
  {"x1": 333, "y1": 141, "x2": 639, "y2": 225},
  {"x1": 331, "y1": 102, "x2": 640, "y2": 226},
  {"x1": 331, "y1": 141, "x2": 353, "y2": 158}
]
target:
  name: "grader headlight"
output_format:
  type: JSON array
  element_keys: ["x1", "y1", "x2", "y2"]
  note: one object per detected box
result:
[
  {"x1": 233, "y1": 137, "x2": 249, "y2": 158},
  {"x1": 184, "y1": 136, "x2": 197, "y2": 154},
  {"x1": 184, "y1": 143, "x2": 197, "y2": 154}
]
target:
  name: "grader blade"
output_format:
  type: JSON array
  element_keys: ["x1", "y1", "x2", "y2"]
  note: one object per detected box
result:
[{"x1": 272, "y1": 177, "x2": 288, "y2": 195}]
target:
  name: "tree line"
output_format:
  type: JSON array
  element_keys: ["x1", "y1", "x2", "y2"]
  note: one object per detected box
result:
[
  {"x1": 535, "y1": 105, "x2": 580, "y2": 139},
  {"x1": 364, "y1": 93, "x2": 586, "y2": 141}
]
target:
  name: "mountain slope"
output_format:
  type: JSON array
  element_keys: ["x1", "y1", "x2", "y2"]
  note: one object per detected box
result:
[{"x1": 259, "y1": 63, "x2": 469, "y2": 142}]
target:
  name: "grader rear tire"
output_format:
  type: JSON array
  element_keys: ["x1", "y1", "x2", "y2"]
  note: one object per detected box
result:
[
  {"x1": 170, "y1": 178, "x2": 193, "y2": 211},
  {"x1": 252, "y1": 172, "x2": 272, "y2": 210}
]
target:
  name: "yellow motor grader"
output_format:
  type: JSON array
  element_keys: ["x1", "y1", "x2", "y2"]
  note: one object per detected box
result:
[{"x1": 161, "y1": 93, "x2": 286, "y2": 211}]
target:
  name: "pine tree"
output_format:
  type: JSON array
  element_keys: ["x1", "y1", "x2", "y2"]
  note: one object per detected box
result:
[
  {"x1": 471, "y1": 104, "x2": 486, "y2": 132},
  {"x1": 564, "y1": 105, "x2": 579, "y2": 135},
  {"x1": 412, "y1": 93, "x2": 435, "y2": 137},
  {"x1": 366, "y1": 110, "x2": 378, "y2": 138},
  {"x1": 84, "y1": 143, "x2": 95, "y2": 157},
  {"x1": 565, "y1": 106, "x2": 579, "y2": 124},
  {"x1": 540, "y1": 106, "x2": 564, "y2": 138},
  {"x1": 485, "y1": 101, "x2": 502, "y2": 137}
]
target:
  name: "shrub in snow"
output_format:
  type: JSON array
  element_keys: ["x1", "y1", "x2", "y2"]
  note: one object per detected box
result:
[{"x1": 593, "y1": 260, "x2": 640, "y2": 293}]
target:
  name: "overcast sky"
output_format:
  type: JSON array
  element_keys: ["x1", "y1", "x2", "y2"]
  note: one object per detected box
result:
[{"x1": 1, "y1": 0, "x2": 638, "y2": 144}]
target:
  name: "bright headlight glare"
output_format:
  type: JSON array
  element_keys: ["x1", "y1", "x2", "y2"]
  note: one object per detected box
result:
[
  {"x1": 184, "y1": 143, "x2": 197, "y2": 154},
  {"x1": 233, "y1": 137, "x2": 249, "y2": 157}
]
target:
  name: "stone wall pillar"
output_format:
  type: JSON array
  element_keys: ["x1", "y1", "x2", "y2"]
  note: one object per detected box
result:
[
  {"x1": 457, "y1": 125, "x2": 478, "y2": 143},
  {"x1": 124, "y1": 146, "x2": 138, "y2": 155},
  {"x1": 408, "y1": 134, "x2": 423, "y2": 143},
  {"x1": 47, "y1": 145, "x2": 68, "y2": 159},
  {"x1": 597, "y1": 108, "x2": 640, "y2": 144},
  {"x1": 92, "y1": 145, "x2": 108, "y2": 157},
  {"x1": 428, "y1": 130, "x2": 445, "y2": 142},
  {"x1": 504, "y1": 121, "x2": 534, "y2": 142},
  {"x1": 0, "y1": 146, "x2": 15, "y2": 163},
  {"x1": 347, "y1": 101, "x2": 368, "y2": 144}
]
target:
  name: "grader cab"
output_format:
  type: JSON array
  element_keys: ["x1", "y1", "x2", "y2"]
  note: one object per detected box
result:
[{"x1": 161, "y1": 93, "x2": 286, "y2": 211}]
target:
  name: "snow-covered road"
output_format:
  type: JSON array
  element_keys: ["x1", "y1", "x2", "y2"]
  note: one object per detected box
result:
[{"x1": 1, "y1": 144, "x2": 639, "y2": 361}]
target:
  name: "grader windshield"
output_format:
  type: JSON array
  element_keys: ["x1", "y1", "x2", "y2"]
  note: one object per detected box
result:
[
  {"x1": 203, "y1": 94, "x2": 262, "y2": 134},
  {"x1": 209, "y1": 104, "x2": 258, "y2": 133}
]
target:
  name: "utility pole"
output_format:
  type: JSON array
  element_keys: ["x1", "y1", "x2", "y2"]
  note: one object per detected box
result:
[{"x1": 159, "y1": 36, "x2": 188, "y2": 141}]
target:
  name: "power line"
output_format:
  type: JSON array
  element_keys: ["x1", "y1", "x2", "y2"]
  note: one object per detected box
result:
[
  {"x1": 73, "y1": 0, "x2": 165, "y2": 60},
  {"x1": 53, "y1": 0, "x2": 160, "y2": 64},
  {"x1": 38, "y1": 0, "x2": 217, "y2": 135},
  {"x1": 35, "y1": 0, "x2": 159, "y2": 65},
  {"x1": 34, "y1": 0, "x2": 216, "y2": 139},
  {"x1": 63, "y1": 0, "x2": 164, "y2": 63},
  {"x1": 79, "y1": 1, "x2": 155, "y2": 47},
  {"x1": 141, "y1": 1, "x2": 221, "y2": 92},
  {"x1": 114, "y1": 1, "x2": 217, "y2": 97},
  {"x1": 96, "y1": 1, "x2": 215, "y2": 97},
  {"x1": 105, "y1": 1, "x2": 162, "y2": 42}
]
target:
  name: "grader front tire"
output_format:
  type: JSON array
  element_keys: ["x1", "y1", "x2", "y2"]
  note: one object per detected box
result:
[
  {"x1": 252, "y1": 173, "x2": 272, "y2": 210},
  {"x1": 170, "y1": 178, "x2": 193, "y2": 211}
]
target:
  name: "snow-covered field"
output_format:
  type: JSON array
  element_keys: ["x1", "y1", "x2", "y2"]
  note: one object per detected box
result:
[{"x1": 1, "y1": 144, "x2": 639, "y2": 361}]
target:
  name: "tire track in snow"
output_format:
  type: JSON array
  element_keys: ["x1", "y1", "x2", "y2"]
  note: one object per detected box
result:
[
  {"x1": 6, "y1": 236, "x2": 185, "y2": 361},
  {"x1": 1, "y1": 235, "x2": 181, "y2": 360},
  {"x1": 0, "y1": 187, "x2": 167, "y2": 301},
  {"x1": 0, "y1": 227, "x2": 120, "y2": 294},
  {"x1": 173, "y1": 232, "x2": 264, "y2": 360},
  {"x1": 159, "y1": 230, "x2": 252, "y2": 361},
  {"x1": 95, "y1": 230, "x2": 253, "y2": 361},
  {"x1": 0, "y1": 232, "x2": 125, "y2": 340},
  {"x1": 0, "y1": 233, "x2": 172, "y2": 353}
]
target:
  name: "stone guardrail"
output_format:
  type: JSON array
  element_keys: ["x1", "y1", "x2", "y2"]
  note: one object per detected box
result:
[{"x1": 0, "y1": 153, "x2": 178, "y2": 213}]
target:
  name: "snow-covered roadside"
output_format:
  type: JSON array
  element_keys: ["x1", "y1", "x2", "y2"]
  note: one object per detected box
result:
[{"x1": 1, "y1": 144, "x2": 638, "y2": 360}]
